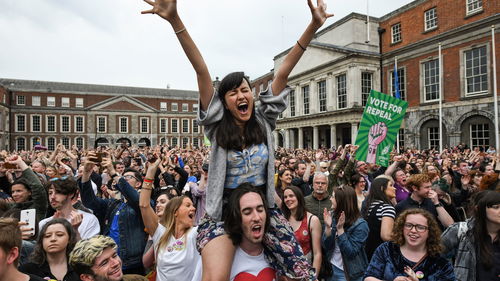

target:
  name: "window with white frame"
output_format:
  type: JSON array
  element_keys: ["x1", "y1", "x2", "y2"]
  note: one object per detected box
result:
[
  {"x1": 32, "y1": 137, "x2": 41, "y2": 148},
  {"x1": 470, "y1": 123, "x2": 489, "y2": 147},
  {"x1": 289, "y1": 90, "x2": 296, "y2": 117},
  {"x1": 47, "y1": 97, "x2": 55, "y2": 107},
  {"x1": 337, "y1": 74, "x2": 347, "y2": 109},
  {"x1": 423, "y1": 59, "x2": 440, "y2": 102},
  {"x1": 160, "y1": 138, "x2": 167, "y2": 145},
  {"x1": 171, "y1": 137, "x2": 178, "y2": 147},
  {"x1": 424, "y1": 8, "x2": 438, "y2": 31},
  {"x1": 171, "y1": 119, "x2": 178, "y2": 133},
  {"x1": 75, "y1": 137, "x2": 84, "y2": 149},
  {"x1": 16, "y1": 138, "x2": 26, "y2": 151},
  {"x1": 193, "y1": 103, "x2": 198, "y2": 112},
  {"x1": 391, "y1": 23, "x2": 402, "y2": 44},
  {"x1": 182, "y1": 137, "x2": 189, "y2": 148},
  {"x1": 62, "y1": 97, "x2": 70, "y2": 107},
  {"x1": 140, "y1": 117, "x2": 149, "y2": 133},
  {"x1": 172, "y1": 103, "x2": 178, "y2": 111},
  {"x1": 302, "y1": 85, "x2": 310, "y2": 115},
  {"x1": 17, "y1": 95, "x2": 25, "y2": 106},
  {"x1": 47, "y1": 137, "x2": 56, "y2": 151},
  {"x1": 32, "y1": 96, "x2": 41, "y2": 106},
  {"x1": 97, "y1": 116, "x2": 106, "y2": 133},
  {"x1": 391, "y1": 68, "x2": 406, "y2": 100},
  {"x1": 398, "y1": 128, "x2": 405, "y2": 151},
  {"x1": 61, "y1": 137, "x2": 70, "y2": 149},
  {"x1": 160, "y1": 102, "x2": 167, "y2": 111},
  {"x1": 318, "y1": 80, "x2": 327, "y2": 112},
  {"x1": 160, "y1": 118, "x2": 168, "y2": 133},
  {"x1": 61, "y1": 116, "x2": 70, "y2": 132},
  {"x1": 466, "y1": 0, "x2": 482, "y2": 15},
  {"x1": 16, "y1": 115, "x2": 26, "y2": 132},
  {"x1": 75, "y1": 98, "x2": 84, "y2": 108},
  {"x1": 75, "y1": 116, "x2": 84, "y2": 133},
  {"x1": 464, "y1": 46, "x2": 488, "y2": 96},
  {"x1": 31, "y1": 115, "x2": 41, "y2": 132},
  {"x1": 119, "y1": 117, "x2": 128, "y2": 133},
  {"x1": 192, "y1": 119, "x2": 199, "y2": 133},
  {"x1": 193, "y1": 137, "x2": 199, "y2": 148},
  {"x1": 361, "y1": 72, "x2": 372, "y2": 106},
  {"x1": 47, "y1": 116, "x2": 56, "y2": 132},
  {"x1": 182, "y1": 104, "x2": 188, "y2": 112},
  {"x1": 428, "y1": 127, "x2": 440, "y2": 149},
  {"x1": 182, "y1": 119, "x2": 189, "y2": 133}
]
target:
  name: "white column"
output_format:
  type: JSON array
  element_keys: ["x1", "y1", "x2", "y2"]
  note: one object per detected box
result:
[
  {"x1": 330, "y1": 125, "x2": 337, "y2": 148},
  {"x1": 351, "y1": 123, "x2": 358, "y2": 144},
  {"x1": 290, "y1": 129, "x2": 296, "y2": 148},
  {"x1": 309, "y1": 80, "x2": 318, "y2": 114},
  {"x1": 285, "y1": 129, "x2": 290, "y2": 149},
  {"x1": 313, "y1": 126, "x2": 319, "y2": 149},
  {"x1": 326, "y1": 73, "x2": 335, "y2": 111},
  {"x1": 273, "y1": 130, "x2": 279, "y2": 150},
  {"x1": 298, "y1": 127, "x2": 304, "y2": 149}
]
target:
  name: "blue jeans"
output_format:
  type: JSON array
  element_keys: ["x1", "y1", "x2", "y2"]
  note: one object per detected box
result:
[{"x1": 329, "y1": 265, "x2": 363, "y2": 281}]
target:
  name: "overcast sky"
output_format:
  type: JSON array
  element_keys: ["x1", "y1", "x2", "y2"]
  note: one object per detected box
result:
[{"x1": 1, "y1": 0, "x2": 413, "y2": 91}]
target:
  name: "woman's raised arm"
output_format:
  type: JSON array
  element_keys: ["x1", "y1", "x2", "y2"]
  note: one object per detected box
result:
[{"x1": 141, "y1": 0, "x2": 213, "y2": 110}]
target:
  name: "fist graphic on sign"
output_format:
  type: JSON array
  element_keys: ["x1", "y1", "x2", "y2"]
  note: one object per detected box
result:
[{"x1": 367, "y1": 122, "x2": 387, "y2": 164}]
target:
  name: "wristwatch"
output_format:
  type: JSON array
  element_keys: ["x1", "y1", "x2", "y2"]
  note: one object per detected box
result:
[{"x1": 434, "y1": 203, "x2": 443, "y2": 208}]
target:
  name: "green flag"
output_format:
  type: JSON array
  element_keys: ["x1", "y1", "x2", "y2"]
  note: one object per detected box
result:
[{"x1": 355, "y1": 90, "x2": 408, "y2": 166}]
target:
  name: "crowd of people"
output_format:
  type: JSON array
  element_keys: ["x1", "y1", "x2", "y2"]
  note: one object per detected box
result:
[{"x1": 0, "y1": 0, "x2": 499, "y2": 281}]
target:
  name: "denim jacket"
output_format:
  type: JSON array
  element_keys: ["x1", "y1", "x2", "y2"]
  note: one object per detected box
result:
[
  {"x1": 322, "y1": 217, "x2": 369, "y2": 280},
  {"x1": 79, "y1": 177, "x2": 147, "y2": 268}
]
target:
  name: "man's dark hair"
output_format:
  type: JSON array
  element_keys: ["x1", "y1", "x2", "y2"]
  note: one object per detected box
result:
[
  {"x1": 224, "y1": 183, "x2": 270, "y2": 246},
  {"x1": 123, "y1": 168, "x2": 143, "y2": 183},
  {"x1": 47, "y1": 177, "x2": 78, "y2": 198}
]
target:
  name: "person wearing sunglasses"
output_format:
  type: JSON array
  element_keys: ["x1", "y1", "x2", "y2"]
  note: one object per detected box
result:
[{"x1": 364, "y1": 209, "x2": 455, "y2": 281}]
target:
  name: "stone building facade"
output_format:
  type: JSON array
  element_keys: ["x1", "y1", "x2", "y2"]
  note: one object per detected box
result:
[{"x1": 0, "y1": 79, "x2": 203, "y2": 151}]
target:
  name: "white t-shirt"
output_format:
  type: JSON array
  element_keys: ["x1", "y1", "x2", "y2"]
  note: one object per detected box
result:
[
  {"x1": 230, "y1": 247, "x2": 277, "y2": 281},
  {"x1": 39, "y1": 209, "x2": 100, "y2": 239},
  {"x1": 153, "y1": 224, "x2": 201, "y2": 281}
]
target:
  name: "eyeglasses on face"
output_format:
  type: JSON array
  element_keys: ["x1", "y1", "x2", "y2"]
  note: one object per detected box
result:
[
  {"x1": 404, "y1": 223, "x2": 428, "y2": 232},
  {"x1": 123, "y1": 175, "x2": 140, "y2": 181},
  {"x1": 49, "y1": 176, "x2": 69, "y2": 182}
]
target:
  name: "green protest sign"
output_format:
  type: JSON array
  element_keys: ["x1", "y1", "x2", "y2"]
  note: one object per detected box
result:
[{"x1": 355, "y1": 90, "x2": 408, "y2": 166}]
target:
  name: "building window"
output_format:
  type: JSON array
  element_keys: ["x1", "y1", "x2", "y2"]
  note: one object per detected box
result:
[
  {"x1": 160, "y1": 102, "x2": 167, "y2": 111},
  {"x1": 16, "y1": 115, "x2": 26, "y2": 132},
  {"x1": 17, "y1": 95, "x2": 25, "y2": 106},
  {"x1": 16, "y1": 138, "x2": 25, "y2": 151},
  {"x1": 97, "y1": 117, "x2": 106, "y2": 133},
  {"x1": 423, "y1": 59, "x2": 440, "y2": 102},
  {"x1": 424, "y1": 8, "x2": 438, "y2": 31},
  {"x1": 61, "y1": 137, "x2": 70, "y2": 149},
  {"x1": 466, "y1": 0, "x2": 482, "y2": 15},
  {"x1": 171, "y1": 119, "x2": 178, "y2": 133},
  {"x1": 192, "y1": 120, "x2": 199, "y2": 133},
  {"x1": 172, "y1": 103, "x2": 178, "y2": 111},
  {"x1": 361, "y1": 72, "x2": 372, "y2": 106},
  {"x1": 75, "y1": 116, "x2": 84, "y2": 133},
  {"x1": 140, "y1": 117, "x2": 149, "y2": 134},
  {"x1": 470, "y1": 123, "x2": 489, "y2": 147},
  {"x1": 160, "y1": 118, "x2": 168, "y2": 133},
  {"x1": 119, "y1": 117, "x2": 128, "y2": 133},
  {"x1": 47, "y1": 97, "x2": 55, "y2": 107},
  {"x1": 318, "y1": 80, "x2": 327, "y2": 112},
  {"x1": 61, "y1": 116, "x2": 70, "y2": 132},
  {"x1": 398, "y1": 128, "x2": 405, "y2": 150},
  {"x1": 171, "y1": 137, "x2": 178, "y2": 147},
  {"x1": 75, "y1": 98, "x2": 84, "y2": 108},
  {"x1": 464, "y1": 46, "x2": 488, "y2": 96},
  {"x1": 428, "y1": 127, "x2": 440, "y2": 149},
  {"x1": 47, "y1": 137, "x2": 56, "y2": 151},
  {"x1": 75, "y1": 137, "x2": 84, "y2": 149},
  {"x1": 193, "y1": 137, "x2": 199, "y2": 148},
  {"x1": 62, "y1": 97, "x2": 70, "y2": 107},
  {"x1": 391, "y1": 68, "x2": 406, "y2": 100},
  {"x1": 32, "y1": 96, "x2": 41, "y2": 106},
  {"x1": 182, "y1": 119, "x2": 189, "y2": 133},
  {"x1": 193, "y1": 104, "x2": 198, "y2": 112},
  {"x1": 31, "y1": 115, "x2": 41, "y2": 132},
  {"x1": 31, "y1": 137, "x2": 41, "y2": 148},
  {"x1": 289, "y1": 90, "x2": 296, "y2": 117},
  {"x1": 47, "y1": 116, "x2": 56, "y2": 132},
  {"x1": 391, "y1": 23, "x2": 402, "y2": 44},
  {"x1": 182, "y1": 104, "x2": 188, "y2": 112},
  {"x1": 160, "y1": 138, "x2": 167, "y2": 145},
  {"x1": 182, "y1": 137, "x2": 189, "y2": 148},
  {"x1": 302, "y1": 85, "x2": 310, "y2": 115},
  {"x1": 337, "y1": 74, "x2": 347, "y2": 109}
]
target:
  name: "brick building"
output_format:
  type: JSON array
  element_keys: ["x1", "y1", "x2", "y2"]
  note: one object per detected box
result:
[
  {"x1": 0, "y1": 79, "x2": 203, "y2": 151},
  {"x1": 379, "y1": 0, "x2": 500, "y2": 148}
]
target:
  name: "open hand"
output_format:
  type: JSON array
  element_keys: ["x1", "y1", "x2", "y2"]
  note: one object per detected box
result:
[
  {"x1": 141, "y1": 0, "x2": 179, "y2": 23},
  {"x1": 308, "y1": 0, "x2": 334, "y2": 29}
]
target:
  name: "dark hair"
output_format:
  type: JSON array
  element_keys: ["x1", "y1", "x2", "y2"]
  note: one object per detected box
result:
[
  {"x1": 47, "y1": 177, "x2": 78, "y2": 198},
  {"x1": 215, "y1": 72, "x2": 265, "y2": 150},
  {"x1": 333, "y1": 185, "x2": 360, "y2": 229},
  {"x1": 351, "y1": 173, "x2": 364, "y2": 186},
  {"x1": 363, "y1": 177, "x2": 393, "y2": 218},
  {"x1": 281, "y1": 186, "x2": 306, "y2": 221},
  {"x1": 11, "y1": 178, "x2": 32, "y2": 191},
  {"x1": 275, "y1": 169, "x2": 292, "y2": 199},
  {"x1": 123, "y1": 168, "x2": 143, "y2": 183},
  {"x1": 224, "y1": 183, "x2": 270, "y2": 246},
  {"x1": 31, "y1": 218, "x2": 77, "y2": 265},
  {"x1": 0, "y1": 218, "x2": 22, "y2": 266},
  {"x1": 474, "y1": 191, "x2": 500, "y2": 269}
]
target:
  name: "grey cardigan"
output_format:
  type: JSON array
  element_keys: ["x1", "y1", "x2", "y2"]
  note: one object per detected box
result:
[{"x1": 198, "y1": 86, "x2": 289, "y2": 220}]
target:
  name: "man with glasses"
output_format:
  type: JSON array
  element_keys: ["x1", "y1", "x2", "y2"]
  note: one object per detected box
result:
[
  {"x1": 304, "y1": 172, "x2": 332, "y2": 226},
  {"x1": 79, "y1": 154, "x2": 148, "y2": 275}
]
